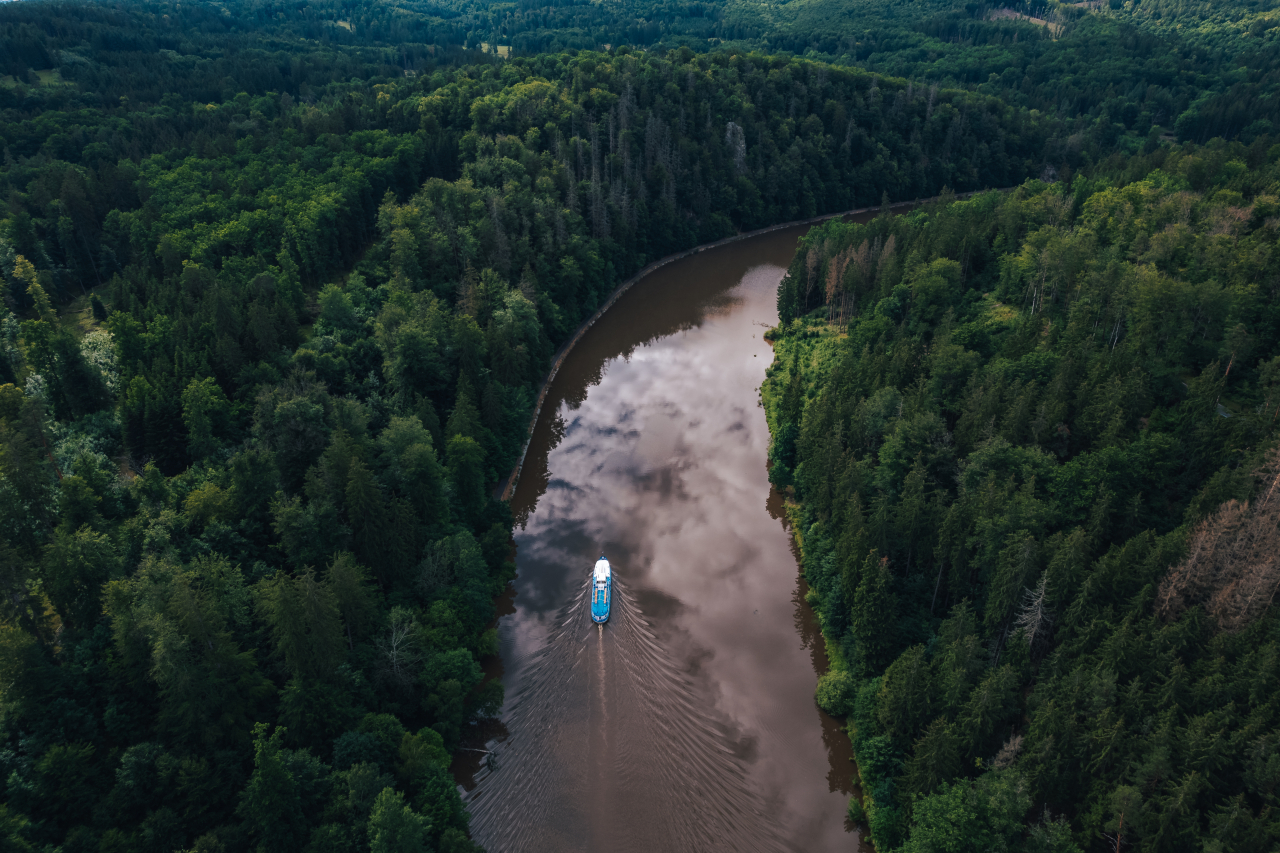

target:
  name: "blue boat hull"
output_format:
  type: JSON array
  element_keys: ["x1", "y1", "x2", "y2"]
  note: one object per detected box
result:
[{"x1": 591, "y1": 576, "x2": 611, "y2": 623}]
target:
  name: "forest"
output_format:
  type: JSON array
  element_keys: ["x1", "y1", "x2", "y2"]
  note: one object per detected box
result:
[
  {"x1": 765, "y1": 139, "x2": 1280, "y2": 851},
  {"x1": 426, "y1": 0, "x2": 1280, "y2": 145},
  {"x1": 3, "y1": 0, "x2": 1280, "y2": 849},
  {"x1": 0, "y1": 0, "x2": 1064, "y2": 849}
]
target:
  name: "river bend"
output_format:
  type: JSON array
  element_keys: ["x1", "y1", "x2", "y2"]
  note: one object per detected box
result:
[{"x1": 461, "y1": 225, "x2": 864, "y2": 852}]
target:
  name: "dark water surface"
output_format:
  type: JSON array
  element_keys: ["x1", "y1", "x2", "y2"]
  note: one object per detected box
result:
[{"x1": 461, "y1": 225, "x2": 866, "y2": 852}]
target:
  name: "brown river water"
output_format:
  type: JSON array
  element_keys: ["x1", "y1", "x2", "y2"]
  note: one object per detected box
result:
[{"x1": 458, "y1": 223, "x2": 873, "y2": 852}]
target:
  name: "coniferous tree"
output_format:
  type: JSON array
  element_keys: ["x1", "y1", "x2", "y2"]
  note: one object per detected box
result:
[{"x1": 852, "y1": 551, "x2": 897, "y2": 676}]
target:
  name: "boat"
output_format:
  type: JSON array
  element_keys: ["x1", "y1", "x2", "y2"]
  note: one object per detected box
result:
[{"x1": 591, "y1": 556, "x2": 612, "y2": 623}]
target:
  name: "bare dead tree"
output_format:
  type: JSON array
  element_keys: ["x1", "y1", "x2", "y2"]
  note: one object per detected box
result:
[
  {"x1": 847, "y1": 239, "x2": 872, "y2": 326},
  {"x1": 824, "y1": 248, "x2": 844, "y2": 325},
  {"x1": 1157, "y1": 448, "x2": 1280, "y2": 632},
  {"x1": 804, "y1": 247, "x2": 819, "y2": 307},
  {"x1": 1026, "y1": 244, "x2": 1050, "y2": 314},
  {"x1": 724, "y1": 121, "x2": 747, "y2": 174},
  {"x1": 991, "y1": 733, "x2": 1023, "y2": 770},
  {"x1": 377, "y1": 606, "x2": 422, "y2": 690},
  {"x1": 1013, "y1": 572, "x2": 1054, "y2": 655}
]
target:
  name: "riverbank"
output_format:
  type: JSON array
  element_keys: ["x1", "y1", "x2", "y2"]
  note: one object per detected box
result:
[
  {"x1": 751, "y1": 164, "x2": 1280, "y2": 853},
  {"x1": 472, "y1": 224, "x2": 864, "y2": 850},
  {"x1": 498, "y1": 192, "x2": 987, "y2": 501},
  {"x1": 493, "y1": 191, "x2": 990, "y2": 850},
  {"x1": 783, "y1": 494, "x2": 879, "y2": 845},
  {"x1": 763, "y1": 316, "x2": 901, "y2": 851}
]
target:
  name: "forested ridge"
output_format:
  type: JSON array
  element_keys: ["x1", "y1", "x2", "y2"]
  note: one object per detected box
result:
[
  {"x1": 416, "y1": 0, "x2": 1280, "y2": 147},
  {"x1": 764, "y1": 140, "x2": 1280, "y2": 851},
  {"x1": 8, "y1": 0, "x2": 1280, "y2": 162},
  {"x1": 0, "y1": 0, "x2": 1071, "y2": 847}
]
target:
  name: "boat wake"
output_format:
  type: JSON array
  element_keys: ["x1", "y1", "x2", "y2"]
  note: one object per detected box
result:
[{"x1": 465, "y1": 578, "x2": 791, "y2": 853}]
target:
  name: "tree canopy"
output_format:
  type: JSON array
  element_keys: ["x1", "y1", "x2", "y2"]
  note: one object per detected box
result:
[
  {"x1": 3, "y1": 0, "x2": 1280, "y2": 849},
  {"x1": 765, "y1": 139, "x2": 1280, "y2": 852}
]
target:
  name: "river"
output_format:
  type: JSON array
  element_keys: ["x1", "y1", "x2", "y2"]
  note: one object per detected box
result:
[{"x1": 459, "y1": 223, "x2": 869, "y2": 852}]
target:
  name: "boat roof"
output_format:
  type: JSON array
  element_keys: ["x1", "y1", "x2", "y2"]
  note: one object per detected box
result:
[{"x1": 593, "y1": 558, "x2": 611, "y2": 581}]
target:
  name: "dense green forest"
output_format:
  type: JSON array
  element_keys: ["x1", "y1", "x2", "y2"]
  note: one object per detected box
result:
[
  {"x1": 5, "y1": 0, "x2": 1280, "y2": 849},
  {"x1": 425, "y1": 0, "x2": 1280, "y2": 147},
  {"x1": 6, "y1": 0, "x2": 1280, "y2": 161},
  {"x1": 0, "y1": 0, "x2": 1069, "y2": 848},
  {"x1": 765, "y1": 139, "x2": 1280, "y2": 851}
]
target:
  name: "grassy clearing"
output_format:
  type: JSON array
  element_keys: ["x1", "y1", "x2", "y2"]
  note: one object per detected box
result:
[{"x1": 0, "y1": 68, "x2": 69, "y2": 88}]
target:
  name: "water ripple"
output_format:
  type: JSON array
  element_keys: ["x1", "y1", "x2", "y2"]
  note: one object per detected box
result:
[{"x1": 466, "y1": 579, "x2": 792, "y2": 853}]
